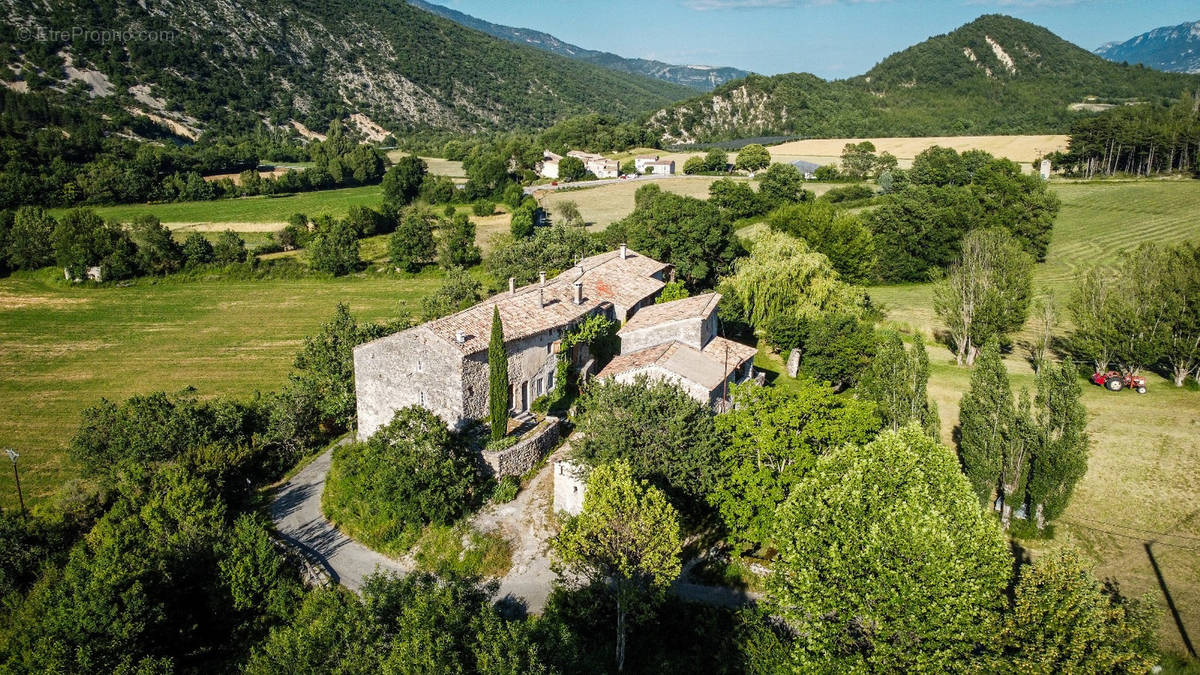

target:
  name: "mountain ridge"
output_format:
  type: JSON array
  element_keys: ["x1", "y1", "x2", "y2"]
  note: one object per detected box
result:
[
  {"x1": 648, "y1": 15, "x2": 1200, "y2": 144},
  {"x1": 406, "y1": 0, "x2": 751, "y2": 91},
  {"x1": 1095, "y1": 20, "x2": 1200, "y2": 74},
  {"x1": 0, "y1": 0, "x2": 695, "y2": 139}
]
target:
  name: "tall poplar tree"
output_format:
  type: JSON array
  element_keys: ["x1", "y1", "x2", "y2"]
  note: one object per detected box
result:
[
  {"x1": 859, "y1": 331, "x2": 939, "y2": 437},
  {"x1": 1026, "y1": 358, "x2": 1089, "y2": 529},
  {"x1": 957, "y1": 338, "x2": 1012, "y2": 508},
  {"x1": 488, "y1": 306, "x2": 509, "y2": 442}
]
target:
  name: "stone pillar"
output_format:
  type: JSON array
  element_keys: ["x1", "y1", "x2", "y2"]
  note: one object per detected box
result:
[{"x1": 786, "y1": 348, "x2": 802, "y2": 378}]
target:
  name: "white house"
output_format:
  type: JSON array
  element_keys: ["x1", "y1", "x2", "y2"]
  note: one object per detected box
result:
[
  {"x1": 634, "y1": 155, "x2": 660, "y2": 172},
  {"x1": 643, "y1": 159, "x2": 675, "y2": 176},
  {"x1": 539, "y1": 150, "x2": 563, "y2": 179}
]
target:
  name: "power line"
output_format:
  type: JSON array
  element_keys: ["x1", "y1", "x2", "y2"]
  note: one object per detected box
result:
[{"x1": 1059, "y1": 519, "x2": 1200, "y2": 552}]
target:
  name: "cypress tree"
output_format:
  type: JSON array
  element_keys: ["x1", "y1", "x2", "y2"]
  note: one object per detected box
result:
[
  {"x1": 957, "y1": 338, "x2": 1013, "y2": 508},
  {"x1": 488, "y1": 306, "x2": 510, "y2": 442},
  {"x1": 1027, "y1": 358, "x2": 1089, "y2": 528}
]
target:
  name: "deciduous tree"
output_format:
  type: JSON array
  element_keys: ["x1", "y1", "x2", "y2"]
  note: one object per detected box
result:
[
  {"x1": 1026, "y1": 358, "x2": 1088, "y2": 529},
  {"x1": 770, "y1": 426, "x2": 1010, "y2": 672},
  {"x1": 934, "y1": 228, "x2": 1034, "y2": 365},
  {"x1": 957, "y1": 338, "x2": 1013, "y2": 509},
  {"x1": 858, "y1": 331, "x2": 940, "y2": 436},
  {"x1": 382, "y1": 155, "x2": 427, "y2": 207},
  {"x1": 553, "y1": 462, "x2": 681, "y2": 672},
  {"x1": 389, "y1": 209, "x2": 437, "y2": 273},
  {"x1": 711, "y1": 381, "x2": 879, "y2": 549},
  {"x1": 735, "y1": 144, "x2": 771, "y2": 173},
  {"x1": 1001, "y1": 549, "x2": 1158, "y2": 673}
]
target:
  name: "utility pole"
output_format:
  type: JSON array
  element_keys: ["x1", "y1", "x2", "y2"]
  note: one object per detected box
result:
[{"x1": 5, "y1": 448, "x2": 25, "y2": 522}]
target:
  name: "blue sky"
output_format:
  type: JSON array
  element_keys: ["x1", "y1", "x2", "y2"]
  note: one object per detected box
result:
[{"x1": 431, "y1": 1, "x2": 1199, "y2": 79}]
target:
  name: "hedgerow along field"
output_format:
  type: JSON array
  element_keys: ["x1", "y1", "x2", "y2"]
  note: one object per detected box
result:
[
  {"x1": 0, "y1": 268, "x2": 447, "y2": 509},
  {"x1": 871, "y1": 179, "x2": 1200, "y2": 656}
]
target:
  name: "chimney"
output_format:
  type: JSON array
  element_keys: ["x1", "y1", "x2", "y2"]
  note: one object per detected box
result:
[
  {"x1": 508, "y1": 277, "x2": 516, "y2": 294},
  {"x1": 619, "y1": 243, "x2": 628, "y2": 259},
  {"x1": 539, "y1": 270, "x2": 546, "y2": 287},
  {"x1": 455, "y1": 330, "x2": 465, "y2": 344},
  {"x1": 573, "y1": 281, "x2": 583, "y2": 305}
]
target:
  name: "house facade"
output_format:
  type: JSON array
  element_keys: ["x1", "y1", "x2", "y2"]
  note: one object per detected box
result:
[
  {"x1": 595, "y1": 292, "x2": 757, "y2": 409},
  {"x1": 643, "y1": 159, "x2": 675, "y2": 175},
  {"x1": 354, "y1": 247, "x2": 670, "y2": 438}
]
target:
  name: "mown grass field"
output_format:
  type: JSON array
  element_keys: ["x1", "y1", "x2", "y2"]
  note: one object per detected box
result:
[
  {"x1": 0, "y1": 268, "x2": 445, "y2": 508},
  {"x1": 537, "y1": 177, "x2": 845, "y2": 229},
  {"x1": 48, "y1": 184, "x2": 385, "y2": 227},
  {"x1": 872, "y1": 179, "x2": 1200, "y2": 656}
]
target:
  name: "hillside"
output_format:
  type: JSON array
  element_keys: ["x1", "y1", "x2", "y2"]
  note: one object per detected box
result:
[
  {"x1": 1, "y1": 0, "x2": 694, "y2": 139},
  {"x1": 1095, "y1": 20, "x2": 1200, "y2": 74},
  {"x1": 408, "y1": 0, "x2": 751, "y2": 91},
  {"x1": 648, "y1": 15, "x2": 1200, "y2": 144}
]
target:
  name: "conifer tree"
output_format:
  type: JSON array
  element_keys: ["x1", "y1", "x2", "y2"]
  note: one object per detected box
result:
[
  {"x1": 1027, "y1": 358, "x2": 1089, "y2": 528},
  {"x1": 957, "y1": 338, "x2": 1012, "y2": 508},
  {"x1": 488, "y1": 306, "x2": 509, "y2": 442}
]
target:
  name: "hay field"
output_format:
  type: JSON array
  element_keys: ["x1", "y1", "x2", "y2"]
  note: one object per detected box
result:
[
  {"x1": 766, "y1": 134, "x2": 1068, "y2": 169},
  {"x1": 870, "y1": 179, "x2": 1200, "y2": 655}
]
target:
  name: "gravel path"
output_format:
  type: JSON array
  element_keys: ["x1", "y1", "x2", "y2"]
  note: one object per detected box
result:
[
  {"x1": 470, "y1": 446, "x2": 566, "y2": 614},
  {"x1": 269, "y1": 447, "x2": 412, "y2": 592},
  {"x1": 270, "y1": 441, "x2": 760, "y2": 612}
]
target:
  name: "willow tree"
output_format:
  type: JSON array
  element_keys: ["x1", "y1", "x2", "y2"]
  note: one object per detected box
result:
[
  {"x1": 719, "y1": 230, "x2": 869, "y2": 332},
  {"x1": 488, "y1": 306, "x2": 509, "y2": 442}
]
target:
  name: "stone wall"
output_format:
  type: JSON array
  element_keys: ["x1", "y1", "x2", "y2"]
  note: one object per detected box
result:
[
  {"x1": 621, "y1": 317, "x2": 705, "y2": 354},
  {"x1": 553, "y1": 459, "x2": 587, "y2": 516},
  {"x1": 354, "y1": 325, "x2": 467, "y2": 439},
  {"x1": 482, "y1": 416, "x2": 561, "y2": 477}
]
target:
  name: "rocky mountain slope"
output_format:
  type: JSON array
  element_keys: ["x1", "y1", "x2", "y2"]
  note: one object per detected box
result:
[
  {"x1": 407, "y1": 0, "x2": 750, "y2": 91},
  {"x1": 648, "y1": 15, "x2": 1200, "y2": 144},
  {"x1": 1095, "y1": 20, "x2": 1200, "y2": 74},
  {"x1": 1, "y1": 0, "x2": 695, "y2": 139}
]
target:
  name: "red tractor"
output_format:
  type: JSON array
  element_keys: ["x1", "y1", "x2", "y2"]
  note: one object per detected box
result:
[{"x1": 1091, "y1": 370, "x2": 1147, "y2": 394}]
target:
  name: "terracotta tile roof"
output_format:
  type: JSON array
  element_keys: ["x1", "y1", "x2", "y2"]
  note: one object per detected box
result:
[
  {"x1": 426, "y1": 249, "x2": 668, "y2": 354},
  {"x1": 619, "y1": 293, "x2": 721, "y2": 334},
  {"x1": 597, "y1": 335, "x2": 756, "y2": 390}
]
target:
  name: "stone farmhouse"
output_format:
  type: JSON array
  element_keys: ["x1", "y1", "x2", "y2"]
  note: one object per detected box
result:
[
  {"x1": 353, "y1": 247, "x2": 757, "y2": 440},
  {"x1": 539, "y1": 150, "x2": 563, "y2": 179}
]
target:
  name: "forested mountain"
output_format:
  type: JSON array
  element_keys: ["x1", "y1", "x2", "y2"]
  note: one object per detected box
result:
[
  {"x1": 648, "y1": 15, "x2": 1200, "y2": 144},
  {"x1": 1095, "y1": 21, "x2": 1200, "y2": 74},
  {"x1": 407, "y1": 0, "x2": 751, "y2": 91},
  {"x1": 1, "y1": 0, "x2": 694, "y2": 140}
]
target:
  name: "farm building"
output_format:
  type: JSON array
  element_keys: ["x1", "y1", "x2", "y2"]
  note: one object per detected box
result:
[
  {"x1": 539, "y1": 150, "x2": 563, "y2": 179},
  {"x1": 353, "y1": 248, "x2": 756, "y2": 441}
]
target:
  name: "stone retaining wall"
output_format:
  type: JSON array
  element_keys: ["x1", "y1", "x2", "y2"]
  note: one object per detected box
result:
[{"x1": 482, "y1": 416, "x2": 561, "y2": 477}]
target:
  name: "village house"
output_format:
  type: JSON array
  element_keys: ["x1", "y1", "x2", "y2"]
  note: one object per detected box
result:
[
  {"x1": 643, "y1": 159, "x2": 675, "y2": 175},
  {"x1": 540, "y1": 149, "x2": 619, "y2": 179},
  {"x1": 539, "y1": 150, "x2": 563, "y2": 179},
  {"x1": 634, "y1": 155, "x2": 660, "y2": 172},
  {"x1": 353, "y1": 248, "x2": 757, "y2": 441}
]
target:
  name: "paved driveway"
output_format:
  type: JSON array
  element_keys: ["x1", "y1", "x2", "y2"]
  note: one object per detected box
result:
[{"x1": 269, "y1": 448, "x2": 411, "y2": 592}]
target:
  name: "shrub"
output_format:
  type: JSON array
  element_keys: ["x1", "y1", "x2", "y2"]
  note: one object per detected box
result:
[
  {"x1": 491, "y1": 476, "x2": 520, "y2": 503},
  {"x1": 472, "y1": 200, "x2": 495, "y2": 217},
  {"x1": 324, "y1": 407, "x2": 479, "y2": 554}
]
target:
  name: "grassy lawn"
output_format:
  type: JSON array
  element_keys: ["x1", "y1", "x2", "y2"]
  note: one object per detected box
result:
[
  {"x1": 871, "y1": 179, "x2": 1200, "y2": 656},
  {"x1": 48, "y1": 184, "x2": 385, "y2": 226},
  {"x1": 0, "y1": 267, "x2": 445, "y2": 508}
]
